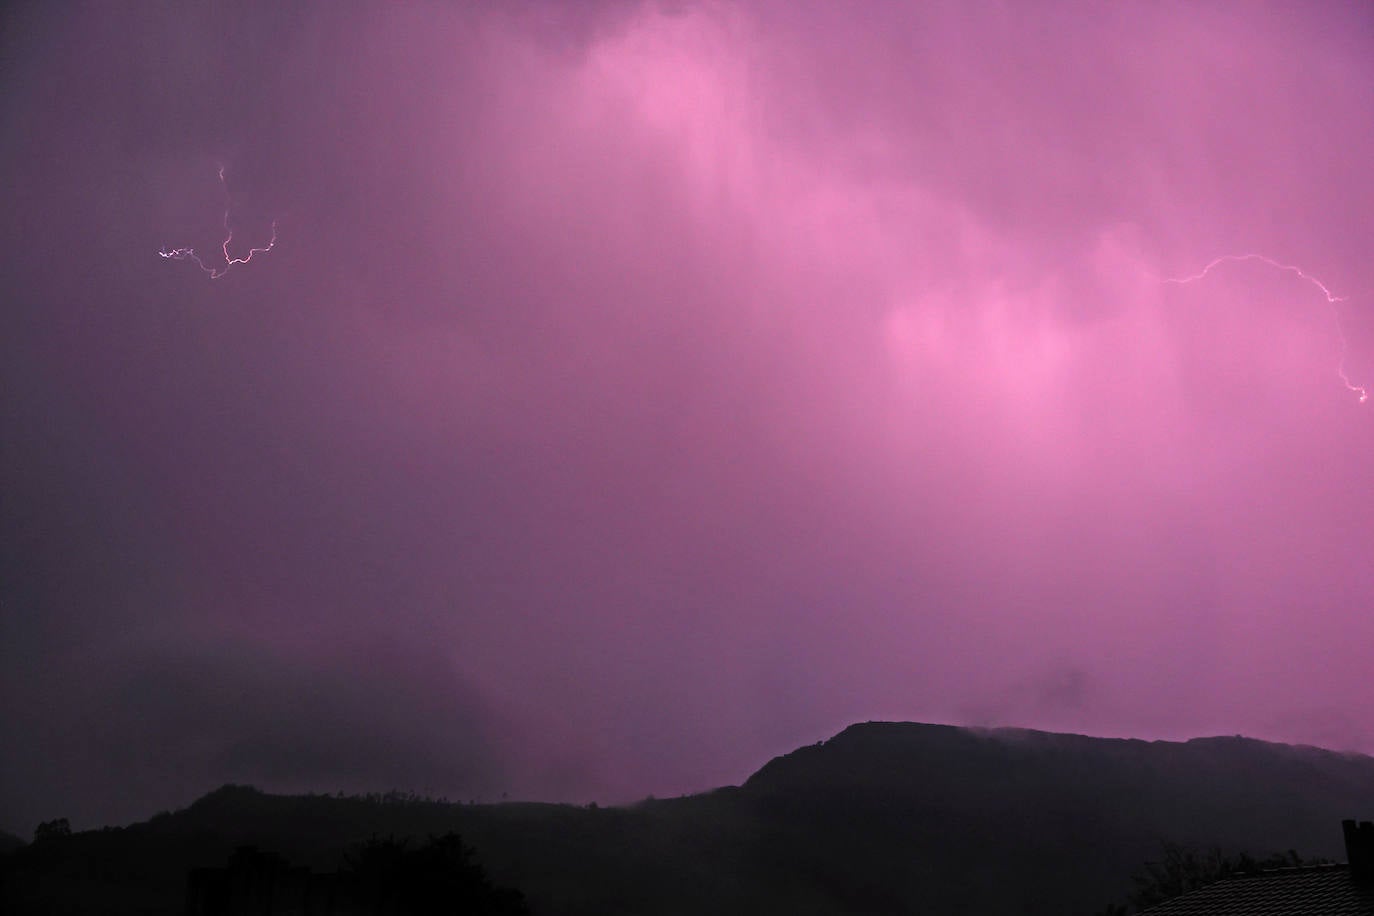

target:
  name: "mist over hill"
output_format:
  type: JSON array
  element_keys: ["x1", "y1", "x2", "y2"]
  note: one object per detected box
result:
[{"x1": 4, "y1": 722, "x2": 1373, "y2": 914}]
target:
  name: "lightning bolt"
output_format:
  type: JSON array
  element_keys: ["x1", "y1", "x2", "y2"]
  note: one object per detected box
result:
[
  {"x1": 1156, "y1": 253, "x2": 1367, "y2": 404},
  {"x1": 159, "y1": 166, "x2": 278, "y2": 279}
]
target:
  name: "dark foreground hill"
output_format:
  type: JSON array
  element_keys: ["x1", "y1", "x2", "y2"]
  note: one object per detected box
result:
[{"x1": 4, "y1": 722, "x2": 1374, "y2": 914}]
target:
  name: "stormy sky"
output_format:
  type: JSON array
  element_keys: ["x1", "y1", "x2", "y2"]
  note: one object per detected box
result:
[{"x1": 2, "y1": 1, "x2": 1372, "y2": 834}]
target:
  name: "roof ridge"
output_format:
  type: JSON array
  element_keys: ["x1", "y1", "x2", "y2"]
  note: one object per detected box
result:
[{"x1": 1202, "y1": 862, "x2": 1349, "y2": 883}]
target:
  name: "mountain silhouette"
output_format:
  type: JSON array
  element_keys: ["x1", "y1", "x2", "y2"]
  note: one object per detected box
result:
[{"x1": 3, "y1": 722, "x2": 1372, "y2": 914}]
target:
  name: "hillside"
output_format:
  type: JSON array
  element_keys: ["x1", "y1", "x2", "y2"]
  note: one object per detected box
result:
[{"x1": 3, "y1": 722, "x2": 1372, "y2": 914}]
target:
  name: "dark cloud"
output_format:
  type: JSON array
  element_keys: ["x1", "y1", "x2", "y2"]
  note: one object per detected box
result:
[{"x1": 3, "y1": 638, "x2": 503, "y2": 829}]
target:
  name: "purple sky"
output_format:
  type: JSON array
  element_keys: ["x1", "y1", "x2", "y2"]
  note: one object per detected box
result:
[{"x1": 3, "y1": 1, "x2": 1373, "y2": 833}]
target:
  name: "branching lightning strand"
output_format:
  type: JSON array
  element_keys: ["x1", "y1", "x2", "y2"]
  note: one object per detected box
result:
[
  {"x1": 1157, "y1": 253, "x2": 1367, "y2": 403},
  {"x1": 159, "y1": 166, "x2": 277, "y2": 280}
]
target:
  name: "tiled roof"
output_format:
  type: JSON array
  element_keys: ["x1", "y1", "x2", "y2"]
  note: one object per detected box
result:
[{"x1": 1142, "y1": 864, "x2": 1374, "y2": 915}]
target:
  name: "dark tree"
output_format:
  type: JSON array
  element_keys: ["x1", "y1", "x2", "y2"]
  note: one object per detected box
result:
[
  {"x1": 31, "y1": 819, "x2": 70, "y2": 844},
  {"x1": 1094, "y1": 842, "x2": 1327, "y2": 914}
]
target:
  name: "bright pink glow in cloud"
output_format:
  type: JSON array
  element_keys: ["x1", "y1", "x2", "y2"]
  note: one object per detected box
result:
[{"x1": 3, "y1": 1, "x2": 1374, "y2": 830}]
